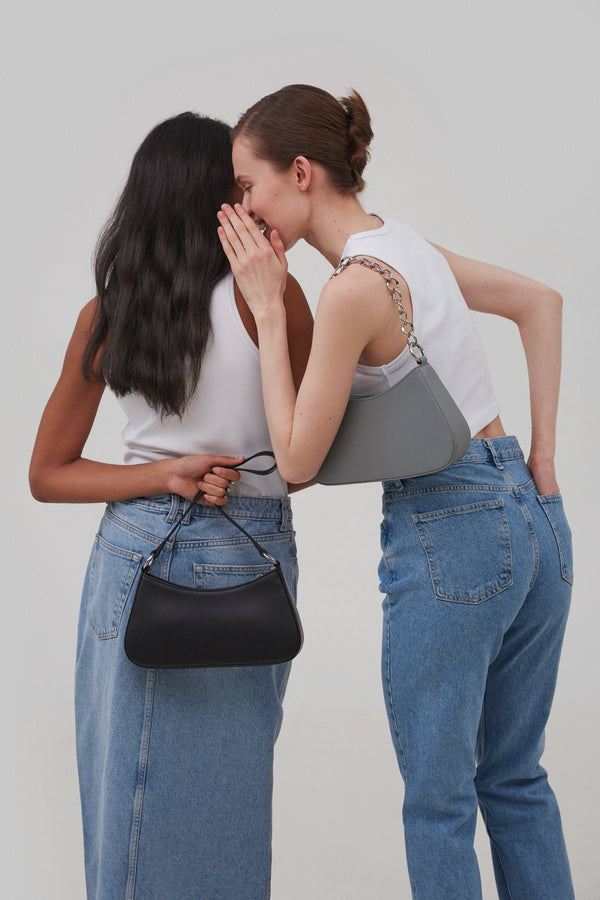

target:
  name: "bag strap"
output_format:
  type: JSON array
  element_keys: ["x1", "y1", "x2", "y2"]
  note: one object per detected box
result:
[
  {"x1": 141, "y1": 451, "x2": 280, "y2": 572},
  {"x1": 331, "y1": 256, "x2": 426, "y2": 363}
]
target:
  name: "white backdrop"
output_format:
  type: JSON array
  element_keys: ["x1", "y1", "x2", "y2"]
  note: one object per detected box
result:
[{"x1": 3, "y1": 1, "x2": 599, "y2": 897}]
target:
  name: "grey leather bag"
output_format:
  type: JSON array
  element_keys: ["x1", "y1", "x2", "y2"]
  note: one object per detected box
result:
[{"x1": 316, "y1": 257, "x2": 471, "y2": 485}]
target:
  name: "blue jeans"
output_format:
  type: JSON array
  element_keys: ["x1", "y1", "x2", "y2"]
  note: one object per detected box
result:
[
  {"x1": 75, "y1": 494, "x2": 298, "y2": 900},
  {"x1": 379, "y1": 437, "x2": 574, "y2": 899}
]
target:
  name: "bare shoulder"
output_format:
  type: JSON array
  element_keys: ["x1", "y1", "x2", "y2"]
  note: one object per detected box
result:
[
  {"x1": 74, "y1": 297, "x2": 100, "y2": 342},
  {"x1": 319, "y1": 257, "x2": 405, "y2": 314},
  {"x1": 283, "y1": 272, "x2": 311, "y2": 312},
  {"x1": 282, "y1": 272, "x2": 313, "y2": 330},
  {"x1": 64, "y1": 297, "x2": 104, "y2": 381}
]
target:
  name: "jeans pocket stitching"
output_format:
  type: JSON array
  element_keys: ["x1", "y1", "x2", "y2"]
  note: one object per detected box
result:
[
  {"x1": 193, "y1": 562, "x2": 274, "y2": 589},
  {"x1": 537, "y1": 494, "x2": 574, "y2": 585},
  {"x1": 413, "y1": 499, "x2": 513, "y2": 604},
  {"x1": 88, "y1": 535, "x2": 142, "y2": 639}
]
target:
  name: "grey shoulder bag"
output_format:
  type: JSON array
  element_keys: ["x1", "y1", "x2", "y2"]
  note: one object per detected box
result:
[{"x1": 315, "y1": 257, "x2": 471, "y2": 485}]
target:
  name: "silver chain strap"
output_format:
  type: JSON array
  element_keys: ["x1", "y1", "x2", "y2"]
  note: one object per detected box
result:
[{"x1": 331, "y1": 256, "x2": 426, "y2": 363}]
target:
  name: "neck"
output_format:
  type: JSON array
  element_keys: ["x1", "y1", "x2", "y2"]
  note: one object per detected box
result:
[{"x1": 303, "y1": 193, "x2": 383, "y2": 267}]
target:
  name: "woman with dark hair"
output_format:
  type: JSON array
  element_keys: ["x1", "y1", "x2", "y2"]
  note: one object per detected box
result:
[
  {"x1": 29, "y1": 112, "x2": 312, "y2": 899},
  {"x1": 218, "y1": 85, "x2": 574, "y2": 899}
]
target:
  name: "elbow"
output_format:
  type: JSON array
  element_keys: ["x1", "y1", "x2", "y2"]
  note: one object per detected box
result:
[
  {"x1": 29, "y1": 475, "x2": 49, "y2": 503},
  {"x1": 278, "y1": 460, "x2": 318, "y2": 485},
  {"x1": 29, "y1": 479, "x2": 49, "y2": 503},
  {"x1": 546, "y1": 288, "x2": 564, "y2": 325},
  {"x1": 547, "y1": 288, "x2": 563, "y2": 310},
  {"x1": 515, "y1": 287, "x2": 563, "y2": 330},
  {"x1": 28, "y1": 465, "x2": 53, "y2": 502}
]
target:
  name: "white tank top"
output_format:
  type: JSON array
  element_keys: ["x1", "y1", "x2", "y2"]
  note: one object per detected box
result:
[
  {"x1": 116, "y1": 273, "x2": 287, "y2": 497},
  {"x1": 343, "y1": 216, "x2": 500, "y2": 436}
]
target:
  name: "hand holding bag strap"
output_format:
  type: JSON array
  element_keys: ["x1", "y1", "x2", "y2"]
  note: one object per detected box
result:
[{"x1": 141, "y1": 451, "x2": 280, "y2": 572}]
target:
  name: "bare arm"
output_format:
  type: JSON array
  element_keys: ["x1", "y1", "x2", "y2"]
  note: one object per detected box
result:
[
  {"x1": 432, "y1": 244, "x2": 563, "y2": 493},
  {"x1": 29, "y1": 299, "x2": 243, "y2": 503},
  {"x1": 218, "y1": 207, "x2": 378, "y2": 482}
]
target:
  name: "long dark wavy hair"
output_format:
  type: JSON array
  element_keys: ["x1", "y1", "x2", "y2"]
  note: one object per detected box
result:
[{"x1": 83, "y1": 112, "x2": 235, "y2": 417}]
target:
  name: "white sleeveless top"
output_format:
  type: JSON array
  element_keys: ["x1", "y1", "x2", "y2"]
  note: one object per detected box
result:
[
  {"x1": 343, "y1": 216, "x2": 500, "y2": 436},
  {"x1": 116, "y1": 273, "x2": 287, "y2": 497}
]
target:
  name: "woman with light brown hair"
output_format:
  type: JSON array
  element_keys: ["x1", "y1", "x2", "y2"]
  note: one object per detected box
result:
[{"x1": 218, "y1": 84, "x2": 574, "y2": 899}]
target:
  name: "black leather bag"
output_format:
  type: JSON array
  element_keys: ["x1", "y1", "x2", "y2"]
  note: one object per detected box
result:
[{"x1": 124, "y1": 453, "x2": 303, "y2": 669}]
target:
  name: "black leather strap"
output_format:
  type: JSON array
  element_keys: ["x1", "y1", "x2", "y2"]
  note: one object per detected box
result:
[{"x1": 142, "y1": 451, "x2": 280, "y2": 571}]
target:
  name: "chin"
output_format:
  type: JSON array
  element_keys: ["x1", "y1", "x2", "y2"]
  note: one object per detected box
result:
[{"x1": 282, "y1": 234, "x2": 299, "y2": 251}]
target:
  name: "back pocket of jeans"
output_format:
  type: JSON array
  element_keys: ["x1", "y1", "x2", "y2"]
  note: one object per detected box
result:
[
  {"x1": 194, "y1": 562, "x2": 275, "y2": 590},
  {"x1": 87, "y1": 535, "x2": 142, "y2": 638},
  {"x1": 537, "y1": 494, "x2": 574, "y2": 585},
  {"x1": 413, "y1": 499, "x2": 512, "y2": 604}
]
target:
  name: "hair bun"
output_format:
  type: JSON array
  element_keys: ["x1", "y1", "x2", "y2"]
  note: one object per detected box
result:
[{"x1": 340, "y1": 89, "x2": 373, "y2": 191}]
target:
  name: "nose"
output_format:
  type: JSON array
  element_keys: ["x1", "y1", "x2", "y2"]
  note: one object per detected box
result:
[{"x1": 242, "y1": 193, "x2": 252, "y2": 213}]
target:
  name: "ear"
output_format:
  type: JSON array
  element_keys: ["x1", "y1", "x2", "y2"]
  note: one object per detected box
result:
[{"x1": 293, "y1": 156, "x2": 313, "y2": 192}]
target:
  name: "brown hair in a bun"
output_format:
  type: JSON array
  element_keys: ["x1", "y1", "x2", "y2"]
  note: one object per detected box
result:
[
  {"x1": 234, "y1": 84, "x2": 373, "y2": 194},
  {"x1": 340, "y1": 90, "x2": 373, "y2": 192}
]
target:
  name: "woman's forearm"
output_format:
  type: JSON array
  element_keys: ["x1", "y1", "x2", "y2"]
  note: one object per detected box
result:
[
  {"x1": 516, "y1": 289, "x2": 563, "y2": 465},
  {"x1": 29, "y1": 456, "x2": 174, "y2": 503},
  {"x1": 254, "y1": 309, "x2": 302, "y2": 482},
  {"x1": 29, "y1": 453, "x2": 242, "y2": 505}
]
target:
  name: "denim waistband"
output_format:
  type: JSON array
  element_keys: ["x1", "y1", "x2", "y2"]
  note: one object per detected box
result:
[
  {"x1": 458, "y1": 435, "x2": 524, "y2": 464},
  {"x1": 108, "y1": 493, "x2": 293, "y2": 528},
  {"x1": 382, "y1": 436, "x2": 527, "y2": 494}
]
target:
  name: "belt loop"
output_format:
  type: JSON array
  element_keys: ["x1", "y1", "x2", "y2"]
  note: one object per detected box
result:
[
  {"x1": 166, "y1": 493, "x2": 179, "y2": 523},
  {"x1": 181, "y1": 501, "x2": 192, "y2": 526},
  {"x1": 281, "y1": 499, "x2": 290, "y2": 532},
  {"x1": 167, "y1": 494, "x2": 193, "y2": 525},
  {"x1": 483, "y1": 438, "x2": 504, "y2": 470}
]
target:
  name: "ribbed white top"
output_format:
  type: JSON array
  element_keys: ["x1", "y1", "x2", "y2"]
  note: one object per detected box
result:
[
  {"x1": 116, "y1": 273, "x2": 287, "y2": 497},
  {"x1": 343, "y1": 216, "x2": 500, "y2": 437}
]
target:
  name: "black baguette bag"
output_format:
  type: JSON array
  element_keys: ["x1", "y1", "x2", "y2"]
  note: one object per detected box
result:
[{"x1": 124, "y1": 452, "x2": 303, "y2": 669}]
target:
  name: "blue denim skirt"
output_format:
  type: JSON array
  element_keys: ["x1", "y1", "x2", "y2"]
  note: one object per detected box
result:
[{"x1": 75, "y1": 493, "x2": 298, "y2": 900}]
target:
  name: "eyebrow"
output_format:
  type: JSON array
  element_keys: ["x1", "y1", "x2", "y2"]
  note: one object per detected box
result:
[{"x1": 235, "y1": 175, "x2": 250, "y2": 185}]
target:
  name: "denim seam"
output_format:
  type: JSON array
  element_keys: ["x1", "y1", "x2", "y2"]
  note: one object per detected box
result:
[
  {"x1": 94, "y1": 533, "x2": 143, "y2": 563},
  {"x1": 110, "y1": 498, "x2": 286, "y2": 520},
  {"x1": 517, "y1": 496, "x2": 540, "y2": 593},
  {"x1": 476, "y1": 701, "x2": 516, "y2": 900},
  {"x1": 193, "y1": 561, "x2": 273, "y2": 588},
  {"x1": 383, "y1": 605, "x2": 408, "y2": 778},
  {"x1": 126, "y1": 668, "x2": 156, "y2": 900},
  {"x1": 385, "y1": 484, "x2": 518, "y2": 500},
  {"x1": 482, "y1": 813, "x2": 516, "y2": 900},
  {"x1": 104, "y1": 509, "x2": 291, "y2": 548},
  {"x1": 413, "y1": 498, "x2": 508, "y2": 521}
]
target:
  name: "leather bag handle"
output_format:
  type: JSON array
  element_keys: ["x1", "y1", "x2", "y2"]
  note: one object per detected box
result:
[{"x1": 141, "y1": 451, "x2": 280, "y2": 572}]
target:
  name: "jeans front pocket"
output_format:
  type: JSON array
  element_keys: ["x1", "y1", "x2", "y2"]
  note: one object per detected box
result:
[
  {"x1": 537, "y1": 494, "x2": 574, "y2": 585},
  {"x1": 413, "y1": 498, "x2": 513, "y2": 604},
  {"x1": 193, "y1": 562, "x2": 275, "y2": 590},
  {"x1": 87, "y1": 534, "x2": 142, "y2": 638}
]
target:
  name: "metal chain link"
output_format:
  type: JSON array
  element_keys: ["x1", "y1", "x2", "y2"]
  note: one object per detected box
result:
[{"x1": 331, "y1": 256, "x2": 426, "y2": 362}]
